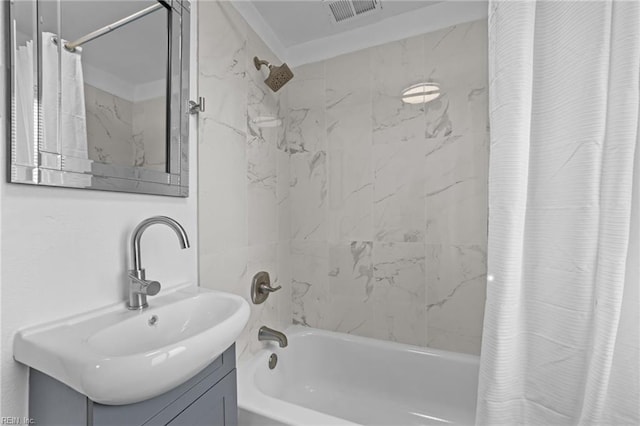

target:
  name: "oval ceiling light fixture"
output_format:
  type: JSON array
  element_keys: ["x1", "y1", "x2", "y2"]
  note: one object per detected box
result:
[{"x1": 401, "y1": 83, "x2": 441, "y2": 104}]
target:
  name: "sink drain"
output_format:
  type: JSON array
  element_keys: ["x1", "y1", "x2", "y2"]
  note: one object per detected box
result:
[
  {"x1": 148, "y1": 315, "x2": 159, "y2": 326},
  {"x1": 268, "y1": 353, "x2": 278, "y2": 369}
]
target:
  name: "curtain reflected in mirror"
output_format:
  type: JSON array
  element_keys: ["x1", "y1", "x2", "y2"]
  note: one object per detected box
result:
[{"x1": 12, "y1": 0, "x2": 37, "y2": 175}]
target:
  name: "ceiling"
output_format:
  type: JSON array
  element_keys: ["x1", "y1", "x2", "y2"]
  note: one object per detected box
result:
[
  {"x1": 232, "y1": 0, "x2": 488, "y2": 66},
  {"x1": 251, "y1": 1, "x2": 441, "y2": 48}
]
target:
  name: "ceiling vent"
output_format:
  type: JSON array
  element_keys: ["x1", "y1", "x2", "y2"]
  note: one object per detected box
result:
[{"x1": 324, "y1": 0, "x2": 382, "y2": 24}]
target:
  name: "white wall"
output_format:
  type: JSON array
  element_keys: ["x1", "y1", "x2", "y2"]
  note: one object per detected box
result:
[{"x1": 0, "y1": 3, "x2": 199, "y2": 416}]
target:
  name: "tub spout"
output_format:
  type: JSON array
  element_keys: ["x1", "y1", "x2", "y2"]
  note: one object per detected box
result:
[{"x1": 258, "y1": 326, "x2": 288, "y2": 348}]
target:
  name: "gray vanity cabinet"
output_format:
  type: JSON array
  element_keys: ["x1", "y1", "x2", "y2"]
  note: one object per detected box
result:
[{"x1": 29, "y1": 345, "x2": 238, "y2": 426}]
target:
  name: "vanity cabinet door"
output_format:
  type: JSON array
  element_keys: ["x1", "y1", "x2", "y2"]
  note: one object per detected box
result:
[{"x1": 166, "y1": 370, "x2": 237, "y2": 426}]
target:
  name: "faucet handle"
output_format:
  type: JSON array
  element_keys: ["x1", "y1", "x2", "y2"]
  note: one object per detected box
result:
[
  {"x1": 251, "y1": 271, "x2": 280, "y2": 304},
  {"x1": 259, "y1": 283, "x2": 282, "y2": 293},
  {"x1": 141, "y1": 280, "x2": 161, "y2": 296},
  {"x1": 129, "y1": 274, "x2": 162, "y2": 296}
]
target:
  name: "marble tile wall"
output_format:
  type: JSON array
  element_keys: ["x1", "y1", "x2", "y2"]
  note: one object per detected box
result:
[
  {"x1": 132, "y1": 96, "x2": 166, "y2": 171},
  {"x1": 84, "y1": 83, "x2": 166, "y2": 171},
  {"x1": 286, "y1": 19, "x2": 489, "y2": 355},
  {"x1": 197, "y1": 1, "x2": 291, "y2": 360},
  {"x1": 85, "y1": 83, "x2": 134, "y2": 166}
]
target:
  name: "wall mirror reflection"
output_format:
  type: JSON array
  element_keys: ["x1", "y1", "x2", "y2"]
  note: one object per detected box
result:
[
  {"x1": 7, "y1": 0, "x2": 190, "y2": 197},
  {"x1": 63, "y1": 1, "x2": 168, "y2": 172}
]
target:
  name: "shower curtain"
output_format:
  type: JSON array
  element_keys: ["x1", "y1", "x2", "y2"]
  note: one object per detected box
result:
[
  {"x1": 42, "y1": 32, "x2": 89, "y2": 160},
  {"x1": 477, "y1": 1, "x2": 639, "y2": 425},
  {"x1": 15, "y1": 40, "x2": 35, "y2": 167}
]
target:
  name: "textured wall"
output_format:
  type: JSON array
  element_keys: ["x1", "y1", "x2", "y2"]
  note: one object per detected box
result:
[
  {"x1": 197, "y1": 1, "x2": 291, "y2": 361},
  {"x1": 286, "y1": 20, "x2": 489, "y2": 355},
  {"x1": 0, "y1": 4, "x2": 199, "y2": 416}
]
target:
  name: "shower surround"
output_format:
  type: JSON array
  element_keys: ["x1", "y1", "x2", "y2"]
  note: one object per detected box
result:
[
  {"x1": 286, "y1": 20, "x2": 489, "y2": 355},
  {"x1": 197, "y1": 1, "x2": 292, "y2": 360},
  {"x1": 197, "y1": 0, "x2": 488, "y2": 358}
]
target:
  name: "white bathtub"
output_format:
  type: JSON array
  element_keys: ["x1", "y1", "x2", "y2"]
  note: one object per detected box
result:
[{"x1": 238, "y1": 326, "x2": 479, "y2": 426}]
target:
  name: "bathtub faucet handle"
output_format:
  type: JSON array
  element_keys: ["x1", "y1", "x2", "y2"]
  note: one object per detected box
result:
[
  {"x1": 251, "y1": 271, "x2": 281, "y2": 304},
  {"x1": 260, "y1": 283, "x2": 282, "y2": 293}
]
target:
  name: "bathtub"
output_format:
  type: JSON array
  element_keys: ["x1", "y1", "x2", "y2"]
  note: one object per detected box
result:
[{"x1": 238, "y1": 326, "x2": 479, "y2": 425}]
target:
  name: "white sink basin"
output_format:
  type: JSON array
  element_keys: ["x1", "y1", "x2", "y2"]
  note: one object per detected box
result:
[{"x1": 13, "y1": 284, "x2": 250, "y2": 405}]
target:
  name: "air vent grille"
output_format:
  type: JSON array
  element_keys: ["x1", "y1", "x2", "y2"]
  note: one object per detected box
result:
[
  {"x1": 328, "y1": 0, "x2": 355, "y2": 22},
  {"x1": 324, "y1": 0, "x2": 381, "y2": 24},
  {"x1": 353, "y1": 0, "x2": 377, "y2": 15}
]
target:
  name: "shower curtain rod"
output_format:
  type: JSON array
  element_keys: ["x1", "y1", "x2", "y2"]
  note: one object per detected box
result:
[{"x1": 64, "y1": 2, "x2": 164, "y2": 51}]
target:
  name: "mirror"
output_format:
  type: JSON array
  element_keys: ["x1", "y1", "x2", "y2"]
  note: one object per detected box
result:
[{"x1": 7, "y1": 0, "x2": 190, "y2": 197}]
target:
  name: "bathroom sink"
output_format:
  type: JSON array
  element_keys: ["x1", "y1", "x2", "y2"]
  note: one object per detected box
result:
[{"x1": 13, "y1": 284, "x2": 250, "y2": 405}]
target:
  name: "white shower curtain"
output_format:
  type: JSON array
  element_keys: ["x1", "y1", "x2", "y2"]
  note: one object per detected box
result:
[
  {"x1": 15, "y1": 40, "x2": 35, "y2": 167},
  {"x1": 42, "y1": 32, "x2": 89, "y2": 160},
  {"x1": 477, "y1": 1, "x2": 639, "y2": 425}
]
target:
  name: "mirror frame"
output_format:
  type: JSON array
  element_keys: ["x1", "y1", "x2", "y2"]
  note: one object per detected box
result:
[{"x1": 5, "y1": 0, "x2": 190, "y2": 197}]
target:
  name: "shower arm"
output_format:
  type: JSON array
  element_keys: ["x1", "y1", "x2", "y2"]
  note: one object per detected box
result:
[{"x1": 254, "y1": 57, "x2": 271, "y2": 71}]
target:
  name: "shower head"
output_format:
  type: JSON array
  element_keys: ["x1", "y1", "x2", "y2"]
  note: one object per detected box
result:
[{"x1": 254, "y1": 56, "x2": 294, "y2": 92}]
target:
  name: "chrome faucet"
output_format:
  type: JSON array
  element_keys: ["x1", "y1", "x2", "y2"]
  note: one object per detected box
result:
[
  {"x1": 258, "y1": 326, "x2": 288, "y2": 348},
  {"x1": 128, "y1": 216, "x2": 190, "y2": 310}
]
